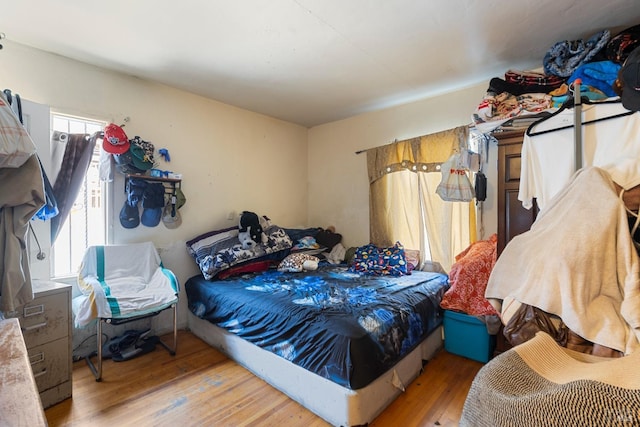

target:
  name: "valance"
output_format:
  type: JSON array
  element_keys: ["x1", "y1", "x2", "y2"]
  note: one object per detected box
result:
[{"x1": 366, "y1": 126, "x2": 468, "y2": 184}]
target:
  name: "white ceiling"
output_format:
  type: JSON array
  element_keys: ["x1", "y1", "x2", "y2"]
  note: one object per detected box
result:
[{"x1": 2, "y1": 1, "x2": 640, "y2": 127}]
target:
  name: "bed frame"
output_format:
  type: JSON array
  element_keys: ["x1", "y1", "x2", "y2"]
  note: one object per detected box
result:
[{"x1": 188, "y1": 311, "x2": 443, "y2": 427}]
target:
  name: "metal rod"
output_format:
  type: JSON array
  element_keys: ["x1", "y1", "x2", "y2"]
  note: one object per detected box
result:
[{"x1": 574, "y1": 78, "x2": 582, "y2": 171}]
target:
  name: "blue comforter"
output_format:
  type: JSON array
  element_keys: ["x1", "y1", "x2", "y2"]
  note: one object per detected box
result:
[{"x1": 186, "y1": 265, "x2": 449, "y2": 389}]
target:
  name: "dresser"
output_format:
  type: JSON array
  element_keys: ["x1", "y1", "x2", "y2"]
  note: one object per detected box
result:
[{"x1": 5, "y1": 280, "x2": 73, "y2": 409}]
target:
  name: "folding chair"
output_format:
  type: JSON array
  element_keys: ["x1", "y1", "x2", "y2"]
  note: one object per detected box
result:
[{"x1": 73, "y1": 242, "x2": 179, "y2": 381}]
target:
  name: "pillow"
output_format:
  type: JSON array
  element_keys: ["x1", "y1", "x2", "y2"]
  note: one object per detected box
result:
[
  {"x1": 349, "y1": 241, "x2": 409, "y2": 276},
  {"x1": 187, "y1": 225, "x2": 293, "y2": 280},
  {"x1": 216, "y1": 259, "x2": 275, "y2": 280},
  {"x1": 277, "y1": 253, "x2": 319, "y2": 273},
  {"x1": 404, "y1": 249, "x2": 420, "y2": 272}
]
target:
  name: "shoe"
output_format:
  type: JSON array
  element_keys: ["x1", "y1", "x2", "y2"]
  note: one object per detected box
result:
[
  {"x1": 112, "y1": 334, "x2": 158, "y2": 362},
  {"x1": 102, "y1": 329, "x2": 150, "y2": 359}
]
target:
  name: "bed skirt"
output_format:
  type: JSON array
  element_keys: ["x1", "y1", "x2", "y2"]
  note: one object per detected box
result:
[{"x1": 188, "y1": 312, "x2": 443, "y2": 427}]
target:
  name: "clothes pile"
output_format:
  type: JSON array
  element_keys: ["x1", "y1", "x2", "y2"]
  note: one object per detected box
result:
[{"x1": 473, "y1": 24, "x2": 640, "y2": 133}]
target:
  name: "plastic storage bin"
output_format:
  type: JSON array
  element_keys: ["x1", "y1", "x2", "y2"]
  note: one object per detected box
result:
[{"x1": 443, "y1": 310, "x2": 496, "y2": 363}]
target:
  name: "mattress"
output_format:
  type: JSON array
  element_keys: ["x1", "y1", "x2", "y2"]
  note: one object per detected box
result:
[{"x1": 186, "y1": 264, "x2": 449, "y2": 390}]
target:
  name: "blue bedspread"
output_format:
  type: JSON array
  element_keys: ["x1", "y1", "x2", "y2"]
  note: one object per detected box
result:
[{"x1": 186, "y1": 265, "x2": 449, "y2": 389}]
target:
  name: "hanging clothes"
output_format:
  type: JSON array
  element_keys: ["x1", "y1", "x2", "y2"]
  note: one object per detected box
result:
[
  {"x1": 519, "y1": 100, "x2": 640, "y2": 211},
  {"x1": 0, "y1": 155, "x2": 46, "y2": 312}
]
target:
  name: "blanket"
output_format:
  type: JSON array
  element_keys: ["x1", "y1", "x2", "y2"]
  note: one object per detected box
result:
[
  {"x1": 485, "y1": 166, "x2": 640, "y2": 354},
  {"x1": 461, "y1": 332, "x2": 640, "y2": 427},
  {"x1": 74, "y1": 242, "x2": 179, "y2": 327}
]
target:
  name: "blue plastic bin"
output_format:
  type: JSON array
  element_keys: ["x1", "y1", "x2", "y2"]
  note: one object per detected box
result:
[{"x1": 443, "y1": 310, "x2": 496, "y2": 363}]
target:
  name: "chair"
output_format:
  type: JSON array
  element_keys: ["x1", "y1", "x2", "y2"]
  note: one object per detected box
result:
[{"x1": 73, "y1": 241, "x2": 179, "y2": 381}]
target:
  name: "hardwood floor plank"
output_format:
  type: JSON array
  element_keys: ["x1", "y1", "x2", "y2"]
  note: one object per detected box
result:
[{"x1": 45, "y1": 330, "x2": 482, "y2": 426}]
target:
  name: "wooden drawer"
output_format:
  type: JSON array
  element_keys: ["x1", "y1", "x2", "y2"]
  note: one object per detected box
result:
[
  {"x1": 10, "y1": 290, "x2": 69, "y2": 348},
  {"x1": 29, "y1": 337, "x2": 70, "y2": 393}
]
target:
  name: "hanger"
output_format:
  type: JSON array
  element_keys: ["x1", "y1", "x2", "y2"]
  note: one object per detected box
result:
[{"x1": 526, "y1": 96, "x2": 634, "y2": 137}]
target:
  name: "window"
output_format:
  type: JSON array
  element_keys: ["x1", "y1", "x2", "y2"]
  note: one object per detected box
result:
[
  {"x1": 367, "y1": 127, "x2": 473, "y2": 272},
  {"x1": 51, "y1": 114, "x2": 109, "y2": 278}
]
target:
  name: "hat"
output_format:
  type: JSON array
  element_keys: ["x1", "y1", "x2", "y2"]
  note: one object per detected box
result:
[
  {"x1": 129, "y1": 136, "x2": 155, "y2": 171},
  {"x1": 175, "y1": 188, "x2": 186, "y2": 209},
  {"x1": 130, "y1": 144, "x2": 154, "y2": 171},
  {"x1": 119, "y1": 202, "x2": 140, "y2": 229},
  {"x1": 102, "y1": 123, "x2": 130, "y2": 155},
  {"x1": 619, "y1": 46, "x2": 640, "y2": 111},
  {"x1": 162, "y1": 201, "x2": 182, "y2": 229},
  {"x1": 140, "y1": 183, "x2": 165, "y2": 227}
]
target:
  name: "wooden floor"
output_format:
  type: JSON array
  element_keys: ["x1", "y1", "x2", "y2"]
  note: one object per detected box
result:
[{"x1": 44, "y1": 330, "x2": 482, "y2": 427}]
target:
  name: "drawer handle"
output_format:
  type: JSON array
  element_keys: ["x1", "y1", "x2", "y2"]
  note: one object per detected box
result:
[
  {"x1": 33, "y1": 369, "x2": 48, "y2": 379},
  {"x1": 22, "y1": 322, "x2": 48, "y2": 332},
  {"x1": 30, "y1": 352, "x2": 45, "y2": 365},
  {"x1": 24, "y1": 304, "x2": 45, "y2": 318}
]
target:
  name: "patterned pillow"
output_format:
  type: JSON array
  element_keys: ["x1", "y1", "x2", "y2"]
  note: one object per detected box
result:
[
  {"x1": 349, "y1": 241, "x2": 409, "y2": 276},
  {"x1": 277, "y1": 253, "x2": 320, "y2": 273},
  {"x1": 186, "y1": 225, "x2": 292, "y2": 280}
]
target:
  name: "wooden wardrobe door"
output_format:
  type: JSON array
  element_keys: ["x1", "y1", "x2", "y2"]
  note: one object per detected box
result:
[{"x1": 496, "y1": 130, "x2": 538, "y2": 256}]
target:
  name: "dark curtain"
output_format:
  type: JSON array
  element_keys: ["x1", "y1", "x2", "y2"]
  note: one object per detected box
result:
[{"x1": 50, "y1": 132, "x2": 99, "y2": 243}]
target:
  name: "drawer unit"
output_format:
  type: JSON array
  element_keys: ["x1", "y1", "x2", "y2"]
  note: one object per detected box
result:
[
  {"x1": 17, "y1": 290, "x2": 69, "y2": 348},
  {"x1": 5, "y1": 280, "x2": 72, "y2": 409}
]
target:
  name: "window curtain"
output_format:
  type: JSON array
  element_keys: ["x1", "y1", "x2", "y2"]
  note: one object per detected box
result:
[
  {"x1": 366, "y1": 126, "x2": 474, "y2": 272},
  {"x1": 50, "y1": 132, "x2": 99, "y2": 243}
]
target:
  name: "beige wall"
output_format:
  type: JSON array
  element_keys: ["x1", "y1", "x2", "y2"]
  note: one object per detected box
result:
[
  {"x1": 307, "y1": 85, "x2": 498, "y2": 248},
  {"x1": 2, "y1": 41, "x2": 500, "y2": 330},
  {"x1": 1, "y1": 41, "x2": 308, "y2": 329}
]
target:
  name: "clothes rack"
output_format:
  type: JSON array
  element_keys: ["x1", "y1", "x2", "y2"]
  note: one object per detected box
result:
[
  {"x1": 574, "y1": 79, "x2": 582, "y2": 170},
  {"x1": 526, "y1": 81, "x2": 637, "y2": 172}
]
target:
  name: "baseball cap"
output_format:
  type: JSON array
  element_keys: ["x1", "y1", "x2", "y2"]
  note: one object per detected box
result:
[
  {"x1": 162, "y1": 202, "x2": 182, "y2": 229},
  {"x1": 102, "y1": 123, "x2": 130, "y2": 155}
]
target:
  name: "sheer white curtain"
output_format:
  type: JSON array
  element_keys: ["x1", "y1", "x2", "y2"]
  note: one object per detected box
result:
[{"x1": 366, "y1": 126, "x2": 474, "y2": 272}]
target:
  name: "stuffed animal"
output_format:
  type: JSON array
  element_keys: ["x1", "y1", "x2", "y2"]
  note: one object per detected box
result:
[{"x1": 238, "y1": 211, "x2": 268, "y2": 249}]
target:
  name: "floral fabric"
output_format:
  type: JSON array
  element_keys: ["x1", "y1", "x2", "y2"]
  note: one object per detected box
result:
[{"x1": 440, "y1": 234, "x2": 498, "y2": 316}]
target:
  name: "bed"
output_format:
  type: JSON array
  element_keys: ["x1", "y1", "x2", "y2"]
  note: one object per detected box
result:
[{"x1": 185, "y1": 262, "x2": 449, "y2": 426}]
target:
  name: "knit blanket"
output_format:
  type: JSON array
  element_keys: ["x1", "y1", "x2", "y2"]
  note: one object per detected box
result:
[
  {"x1": 485, "y1": 166, "x2": 640, "y2": 354},
  {"x1": 461, "y1": 332, "x2": 640, "y2": 426}
]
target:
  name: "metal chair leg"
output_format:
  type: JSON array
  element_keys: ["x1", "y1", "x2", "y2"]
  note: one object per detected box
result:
[
  {"x1": 85, "y1": 318, "x2": 104, "y2": 382},
  {"x1": 157, "y1": 304, "x2": 178, "y2": 356}
]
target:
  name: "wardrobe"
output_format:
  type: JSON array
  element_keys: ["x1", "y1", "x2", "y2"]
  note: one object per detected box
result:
[{"x1": 495, "y1": 129, "x2": 537, "y2": 256}]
